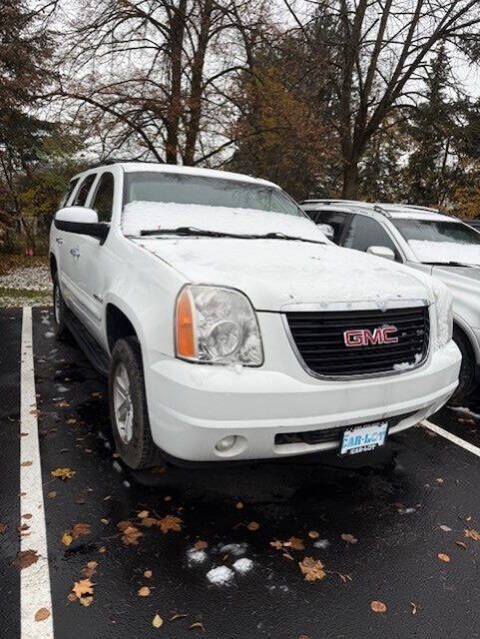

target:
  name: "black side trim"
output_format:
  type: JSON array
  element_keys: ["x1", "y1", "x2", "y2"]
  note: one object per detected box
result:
[{"x1": 63, "y1": 305, "x2": 110, "y2": 376}]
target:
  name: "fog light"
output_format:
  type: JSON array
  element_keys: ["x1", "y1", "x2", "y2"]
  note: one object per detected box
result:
[{"x1": 215, "y1": 435, "x2": 237, "y2": 452}]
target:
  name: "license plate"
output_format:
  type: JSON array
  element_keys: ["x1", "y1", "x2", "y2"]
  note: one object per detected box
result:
[{"x1": 340, "y1": 421, "x2": 388, "y2": 455}]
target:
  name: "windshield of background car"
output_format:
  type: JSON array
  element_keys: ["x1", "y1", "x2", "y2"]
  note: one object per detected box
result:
[
  {"x1": 124, "y1": 172, "x2": 304, "y2": 216},
  {"x1": 392, "y1": 218, "x2": 480, "y2": 264}
]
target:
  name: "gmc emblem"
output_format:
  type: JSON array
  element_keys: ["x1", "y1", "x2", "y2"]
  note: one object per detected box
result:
[{"x1": 343, "y1": 325, "x2": 399, "y2": 348}]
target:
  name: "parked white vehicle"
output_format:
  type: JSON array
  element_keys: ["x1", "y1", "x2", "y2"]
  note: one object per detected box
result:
[
  {"x1": 301, "y1": 200, "x2": 480, "y2": 403},
  {"x1": 49, "y1": 163, "x2": 460, "y2": 468}
]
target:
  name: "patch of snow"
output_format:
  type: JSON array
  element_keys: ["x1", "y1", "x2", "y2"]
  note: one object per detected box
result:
[
  {"x1": 44, "y1": 331, "x2": 54, "y2": 338},
  {"x1": 219, "y1": 542, "x2": 248, "y2": 557},
  {"x1": 112, "y1": 460, "x2": 123, "y2": 473},
  {"x1": 56, "y1": 385, "x2": 69, "y2": 393},
  {"x1": 439, "y1": 524, "x2": 452, "y2": 532},
  {"x1": 398, "y1": 507, "x2": 416, "y2": 515},
  {"x1": 313, "y1": 539, "x2": 330, "y2": 550},
  {"x1": 408, "y1": 240, "x2": 480, "y2": 265},
  {"x1": 122, "y1": 201, "x2": 328, "y2": 243},
  {"x1": 187, "y1": 548, "x2": 208, "y2": 565},
  {"x1": 232, "y1": 558, "x2": 254, "y2": 574},
  {"x1": 206, "y1": 565, "x2": 234, "y2": 586}
]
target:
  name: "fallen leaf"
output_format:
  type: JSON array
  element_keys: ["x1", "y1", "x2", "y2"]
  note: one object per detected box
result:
[
  {"x1": 285, "y1": 537, "x2": 305, "y2": 551},
  {"x1": 72, "y1": 523, "x2": 91, "y2": 538},
  {"x1": 61, "y1": 532, "x2": 73, "y2": 547},
  {"x1": 370, "y1": 600, "x2": 387, "y2": 613},
  {"x1": 22, "y1": 513, "x2": 32, "y2": 520},
  {"x1": 298, "y1": 556, "x2": 326, "y2": 581},
  {"x1": 121, "y1": 525, "x2": 143, "y2": 546},
  {"x1": 98, "y1": 546, "x2": 107, "y2": 554},
  {"x1": 236, "y1": 502, "x2": 244, "y2": 509},
  {"x1": 138, "y1": 586, "x2": 151, "y2": 597},
  {"x1": 438, "y1": 552, "x2": 450, "y2": 562},
  {"x1": 47, "y1": 491, "x2": 56, "y2": 499},
  {"x1": 282, "y1": 552, "x2": 294, "y2": 561},
  {"x1": 170, "y1": 612, "x2": 188, "y2": 621},
  {"x1": 247, "y1": 521, "x2": 260, "y2": 531},
  {"x1": 100, "y1": 518, "x2": 109, "y2": 525},
  {"x1": 71, "y1": 578, "x2": 94, "y2": 606},
  {"x1": 16, "y1": 549, "x2": 39, "y2": 569},
  {"x1": 0, "y1": 523, "x2": 7, "y2": 534},
  {"x1": 341, "y1": 533, "x2": 358, "y2": 544},
  {"x1": 190, "y1": 621, "x2": 205, "y2": 631},
  {"x1": 435, "y1": 478, "x2": 444, "y2": 485},
  {"x1": 138, "y1": 510, "x2": 150, "y2": 519},
  {"x1": 299, "y1": 635, "x2": 312, "y2": 639},
  {"x1": 82, "y1": 561, "x2": 98, "y2": 578},
  {"x1": 194, "y1": 540, "x2": 208, "y2": 550},
  {"x1": 338, "y1": 573, "x2": 352, "y2": 583},
  {"x1": 51, "y1": 468, "x2": 75, "y2": 480},
  {"x1": 152, "y1": 614, "x2": 163, "y2": 628},
  {"x1": 464, "y1": 528, "x2": 480, "y2": 541},
  {"x1": 140, "y1": 517, "x2": 159, "y2": 528},
  {"x1": 34, "y1": 608, "x2": 50, "y2": 622},
  {"x1": 270, "y1": 540, "x2": 283, "y2": 550},
  {"x1": 157, "y1": 515, "x2": 182, "y2": 534},
  {"x1": 21, "y1": 461, "x2": 32, "y2": 467},
  {"x1": 144, "y1": 570, "x2": 152, "y2": 578},
  {"x1": 439, "y1": 525, "x2": 452, "y2": 532},
  {"x1": 456, "y1": 541, "x2": 467, "y2": 550},
  {"x1": 410, "y1": 601, "x2": 417, "y2": 615},
  {"x1": 117, "y1": 520, "x2": 133, "y2": 531},
  {"x1": 308, "y1": 530, "x2": 320, "y2": 539},
  {"x1": 55, "y1": 401, "x2": 70, "y2": 408}
]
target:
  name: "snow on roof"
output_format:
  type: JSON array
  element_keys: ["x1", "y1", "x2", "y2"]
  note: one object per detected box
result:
[
  {"x1": 387, "y1": 209, "x2": 454, "y2": 222},
  {"x1": 118, "y1": 162, "x2": 277, "y2": 188}
]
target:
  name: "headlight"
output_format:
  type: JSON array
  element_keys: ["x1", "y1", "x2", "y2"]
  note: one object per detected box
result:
[
  {"x1": 432, "y1": 279, "x2": 453, "y2": 348},
  {"x1": 175, "y1": 285, "x2": 264, "y2": 366}
]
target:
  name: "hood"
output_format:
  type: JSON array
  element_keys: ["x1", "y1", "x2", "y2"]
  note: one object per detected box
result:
[{"x1": 135, "y1": 237, "x2": 433, "y2": 311}]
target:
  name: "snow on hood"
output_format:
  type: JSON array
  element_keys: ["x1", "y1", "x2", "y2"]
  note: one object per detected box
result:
[
  {"x1": 122, "y1": 201, "x2": 328, "y2": 243},
  {"x1": 134, "y1": 236, "x2": 433, "y2": 311},
  {"x1": 408, "y1": 240, "x2": 480, "y2": 265}
]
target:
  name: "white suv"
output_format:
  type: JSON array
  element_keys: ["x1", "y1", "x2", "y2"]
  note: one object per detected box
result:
[{"x1": 49, "y1": 163, "x2": 460, "y2": 468}]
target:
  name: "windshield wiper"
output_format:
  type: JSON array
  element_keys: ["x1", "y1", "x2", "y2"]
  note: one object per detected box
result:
[
  {"x1": 139, "y1": 227, "x2": 326, "y2": 245},
  {"x1": 424, "y1": 261, "x2": 480, "y2": 267}
]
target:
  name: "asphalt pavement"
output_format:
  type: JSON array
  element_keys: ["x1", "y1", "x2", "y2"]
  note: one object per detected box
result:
[{"x1": 2, "y1": 307, "x2": 480, "y2": 639}]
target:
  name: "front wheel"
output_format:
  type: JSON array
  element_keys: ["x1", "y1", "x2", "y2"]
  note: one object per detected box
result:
[
  {"x1": 109, "y1": 337, "x2": 164, "y2": 469},
  {"x1": 449, "y1": 328, "x2": 477, "y2": 405}
]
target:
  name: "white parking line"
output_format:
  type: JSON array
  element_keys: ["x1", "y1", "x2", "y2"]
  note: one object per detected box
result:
[
  {"x1": 422, "y1": 419, "x2": 480, "y2": 459},
  {"x1": 20, "y1": 307, "x2": 54, "y2": 638}
]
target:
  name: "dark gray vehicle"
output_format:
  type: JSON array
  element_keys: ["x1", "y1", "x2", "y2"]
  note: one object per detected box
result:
[{"x1": 301, "y1": 200, "x2": 480, "y2": 403}]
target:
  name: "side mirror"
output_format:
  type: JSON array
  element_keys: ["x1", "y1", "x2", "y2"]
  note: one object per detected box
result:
[
  {"x1": 317, "y1": 223, "x2": 335, "y2": 241},
  {"x1": 54, "y1": 207, "x2": 109, "y2": 244},
  {"x1": 366, "y1": 245, "x2": 395, "y2": 261}
]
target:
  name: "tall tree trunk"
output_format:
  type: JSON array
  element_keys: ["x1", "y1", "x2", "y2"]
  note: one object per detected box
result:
[
  {"x1": 165, "y1": 0, "x2": 187, "y2": 164},
  {"x1": 342, "y1": 159, "x2": 359, "y2": 198}
]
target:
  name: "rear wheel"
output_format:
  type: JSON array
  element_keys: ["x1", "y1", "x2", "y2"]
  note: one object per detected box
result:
[
  {"x1": 109, "y1": 337, "x2": 164, "y2": 469},
  {"x1": 450, "y1": 328, "x2": 477, "y2": 405},
  {"x1": 52, "y1": 274, "x2": 69, "y2": 339}
]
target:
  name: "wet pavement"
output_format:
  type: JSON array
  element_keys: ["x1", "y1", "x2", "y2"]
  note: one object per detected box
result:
[{"x1": 2, "y1": 307, "x2": 480, "y2": 638}]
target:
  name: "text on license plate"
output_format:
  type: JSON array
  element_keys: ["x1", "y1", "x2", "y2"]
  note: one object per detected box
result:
[{"x1": 340, "y1": 421, "x2": 388, "y2": 455}]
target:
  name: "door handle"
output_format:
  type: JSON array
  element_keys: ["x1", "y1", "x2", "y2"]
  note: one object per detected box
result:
[
  {"x1": 56, "y1": 237, "x2": 64, "y2": 245},
  {"x1": 70, "y1": 248, "x2": 80, "y2": 258}
]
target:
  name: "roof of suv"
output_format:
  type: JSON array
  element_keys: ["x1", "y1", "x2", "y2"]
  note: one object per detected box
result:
[
  {"x1": 301, "y1": 199, "x2": 454, "y2": 223},
  {"x1": 79, "y1": 161, "x2": 277, "y2": 188}
]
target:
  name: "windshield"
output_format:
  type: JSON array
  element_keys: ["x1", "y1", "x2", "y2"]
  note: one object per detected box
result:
[
  {"x1": 392, "y1": 218, "x2": 480, "y2": 265},
  {"x1": 124, "y1": 171, "x2": 303, "y2": 216}
]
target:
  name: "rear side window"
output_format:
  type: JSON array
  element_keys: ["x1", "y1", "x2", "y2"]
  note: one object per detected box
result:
[
  {"x1": 343, "y1": 214, "x2": 401, "y2": 260},
  {"x1": 305, "y1": 209, "x2": 351, "y2": 244},
  {"x1": 91, "y1": 172, "x2": 114, "y2": 223},
  {"x1": 73, "y1": 174, "x2": 96, "y2": 207},
  {"x1": 60, "y1": 178, "x2": 79, "y2": 208}
]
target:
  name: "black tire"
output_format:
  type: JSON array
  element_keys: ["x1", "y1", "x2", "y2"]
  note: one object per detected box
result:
[
  {"x1": 449, "y1": 328, "x2": 477, "y2": 405},
  {"x1": 52, "y1": 273, "x2": 69, "y2": 339},
  {"x1": 109, "y1": 336, "x2": 164, "y2": 469}
]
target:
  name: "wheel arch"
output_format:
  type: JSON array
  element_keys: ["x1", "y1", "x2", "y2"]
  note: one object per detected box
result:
[
  {"x1": 105, "y1": 301, "x2": 143, "y2": 355},
  {"x1": 453, "y1": 314, "x2": 480, "y2": 365}
]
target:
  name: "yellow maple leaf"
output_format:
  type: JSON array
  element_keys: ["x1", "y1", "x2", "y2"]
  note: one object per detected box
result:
[
  {"x1": 371, "y1": 600, "x2": 387, "y2": 613},
  {"x1": 298, "y1": 556, "x2": 326, "y2": 581},
  {"x1": 122, "y1": 525, "x2": 143, "y2": 546},
  {"x1": 157, "y1": 515, "x2": 182, "y2": 534},
  {"x1": 152, "y1": 614, "x2": 163, "y2": 628},
  {"x1": 464, "y1": 528, "x2": 480, "y2": 541},
  {"x1": 51, "y1": 468, "x2": 75, "y2": 480},
  {"x1": 61, "y1": 532, "x2": 73, "y2": 546}
]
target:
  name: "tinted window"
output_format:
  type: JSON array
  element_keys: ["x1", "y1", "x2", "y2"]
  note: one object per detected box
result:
[
  {"x1": 124, "y1": 172, "x2": 304, "y2": 217},
  {"x1": 343, "y1": 215, "x2": 400, "y2": 260},
  {"x1": 91, "y1": 172, "x2": 114, "y2": 222},
  {"x1": 60, "y1": 178, "x2": 79, "y2": 208},
  {"x1": 304, "y1": 209, "x2": 350, "y2": 244},
  {"x1": 73, "y1": 174, "x2": 96, "y2": 207}
]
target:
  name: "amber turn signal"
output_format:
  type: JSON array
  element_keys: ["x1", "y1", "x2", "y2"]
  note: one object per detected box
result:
[{"x1": 176, "y1": 288, "x2": 196, "y2": 358}]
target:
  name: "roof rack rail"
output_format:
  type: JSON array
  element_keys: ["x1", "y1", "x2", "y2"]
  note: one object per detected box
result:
[{"x1": 88, "y1": 158, "x2": 163, "y2": 169}]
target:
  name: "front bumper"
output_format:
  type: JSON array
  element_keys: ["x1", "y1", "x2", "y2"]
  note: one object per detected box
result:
[{"x1": 144, "y1": 339, "x2": 460, "y2": 463}]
